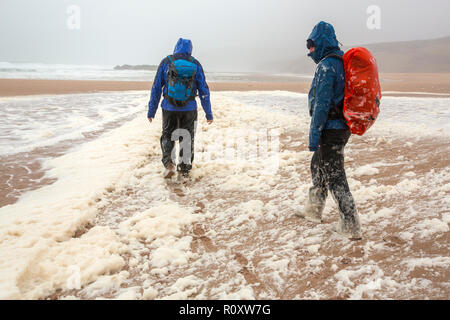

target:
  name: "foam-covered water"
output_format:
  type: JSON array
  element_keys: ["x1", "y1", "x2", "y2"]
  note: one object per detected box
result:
[
  {"x1": 1, "y1": 91, "x2": 448, "y2": 170},
  {"x1": 1, "y1": 90, "x2": 448, "y2": 208},
  {"x1": 222, "y1": 91, "x2": 450, "y2": 136},
  {"x1": 0, "y1": 91, "x2": 150, "y2": 207},
  {"x1": 0, "y1": 92, "x2": 147, "y2": 156}
]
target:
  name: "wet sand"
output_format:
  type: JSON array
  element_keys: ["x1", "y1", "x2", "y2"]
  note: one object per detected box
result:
[
  {"x1": 0, "y1": 86, "x2": 447, "y2": 299},
  {"x1": 45, "y1": 126, "x2": 450, "y2": 300},
  {"x1": 0, "y1": 150, "x2": 59, "y2": 208},
  {"x1": 1, "y1": 73, "x2": 450, "y2": 98}
]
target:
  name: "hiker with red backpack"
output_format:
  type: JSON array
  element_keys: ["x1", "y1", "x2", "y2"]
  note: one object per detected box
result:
[
  {"x1": 148, "y1": 38, "x2": 214, "y2": 179},
  {"x1": 296, "y1": 21, "x2": 381, "y2": 240}
]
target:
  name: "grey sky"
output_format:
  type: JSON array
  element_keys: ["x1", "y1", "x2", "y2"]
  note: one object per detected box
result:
[{"x1": 1, "y1": 0, "x2": 449, "y2": 71}]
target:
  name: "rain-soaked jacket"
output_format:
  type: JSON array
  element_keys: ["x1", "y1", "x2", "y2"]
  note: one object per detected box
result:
[
  {"x1": 148, "y1": 38, "x2": 213, "y2": 120},
  {"x1": 307, "y1": 21, "x2": 347, "y2": 151}
]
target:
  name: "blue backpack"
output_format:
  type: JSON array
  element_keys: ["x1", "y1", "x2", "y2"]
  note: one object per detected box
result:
[{"x1": 165, "y1": 55, "x2": 197, "y2": 107}]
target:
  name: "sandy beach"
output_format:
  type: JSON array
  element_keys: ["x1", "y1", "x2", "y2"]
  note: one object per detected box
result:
[
  {"x1": 41, "y1": 122, "x2": 449, "y2": 300},
  {"x1": 1, "y1": 73, "x2": 450, "y2": 97},
  {"x1": 0, "y1": 80, "x2": 448, "y2": 300},
  {"x1": 2, "y1": 0, "x2": 449, "y2": 302},
  {"x1": 1, "y1": 72, "x2": 448, "y2": 208}
]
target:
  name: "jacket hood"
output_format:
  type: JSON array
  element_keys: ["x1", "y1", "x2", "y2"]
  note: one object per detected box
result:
[
  {"x1": 307, "y1": 21, "x2": 342, "y2": 64},
  {"x1": 174, "y1": 38, "x2": 193, "y2": 55}
]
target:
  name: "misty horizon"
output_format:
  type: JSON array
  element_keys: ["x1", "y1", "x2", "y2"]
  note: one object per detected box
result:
[{"x1": 1, "y1": 0, "x2": 450, "y2": 72}]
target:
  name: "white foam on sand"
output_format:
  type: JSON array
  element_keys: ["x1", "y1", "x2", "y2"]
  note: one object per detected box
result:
[
  {"x1": 0, "y1": 109, "x2": 156, "y2": 298},
  {"x1": 0, "y1": 91, "x2": 449, "y2": 299},
  {"x1": 348, "y1": 165, "x2": 380, "y2": 177}
]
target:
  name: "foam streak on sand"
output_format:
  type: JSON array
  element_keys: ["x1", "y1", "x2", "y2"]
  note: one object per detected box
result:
[
  {"x1": 0, "y1": 110, "x2": 154, "y2": 298},
  {"x1": 0, "y1": 92, "x2": 147, "y2": 207},
  {"x1": 0, "y1": 92, "x2": 449, "y2": 299}
]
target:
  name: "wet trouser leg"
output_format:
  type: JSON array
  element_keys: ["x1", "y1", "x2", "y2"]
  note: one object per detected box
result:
[
  {"x1": 177, "y1": 110, "x2": 197, "y2": 173},
  {"x1": 310, "y1": 150, "x2": 328, "y2": 210},
  {"x1": 160, "y1": 109, "x2": 197, "y2": 171},
  {"x1": 161, "y1": 109, "x2": 179, "y2": 168},
  {"x1": 309, "y1": 129, "x2": 358, "y2": 225}
]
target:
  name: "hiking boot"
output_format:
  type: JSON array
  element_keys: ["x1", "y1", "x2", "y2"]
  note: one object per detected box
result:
[
  {"x1": 178, "y1": 170, "x2": 190, "y2": 180},
  {"x1": 181, "y1": 171, "x2": 190, "y2": 177},
  {"x1": 296, "y1": 199, "x2": 323, "y2": 223},
  {"x1": 296, "y1": 189, "x2": 325, "y2": 223},
  {"x1": 333, "y1": 217, "x2": 362, "y2": 240},
  {"x1": 163, "y1": 163, "x2": 176, "y2": 179}
]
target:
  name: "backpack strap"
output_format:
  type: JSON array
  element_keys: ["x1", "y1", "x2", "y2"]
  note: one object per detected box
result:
[
  {"x1": 323, "y1": 53, "x2": 343, "y2": 61},
  {"x1": 322, "y1": 54, "x2": 345, "y2": 122},
  {"x1": 167, "y1": 55, "x2": 197, "y2": 76},
  {"x1": 168, "y1": 55, "x2": 194, "y2": 63},
  {"x1": 187, "y1": 56, "x2": 197, "y2": 77},
  {"x1": 328, "y1": 99, "x2": 345, "y2": 121}
]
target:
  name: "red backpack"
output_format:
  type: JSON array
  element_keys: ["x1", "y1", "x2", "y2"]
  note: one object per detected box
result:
[{"x1": 342, "y1": 47, "x2": 381, "y2": 135}]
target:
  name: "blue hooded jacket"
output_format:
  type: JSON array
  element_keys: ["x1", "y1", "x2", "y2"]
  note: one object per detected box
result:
[
  {"x1": 148, "y1": 38, "x2": 213, "y2": 120},
  {"x1": 307, "y1": 21, "x2": 347, "y2": 151}
]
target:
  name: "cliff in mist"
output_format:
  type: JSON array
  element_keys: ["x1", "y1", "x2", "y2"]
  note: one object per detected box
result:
[{"x1": 263, "y1": 36, "x2": 450, "y2": 74}]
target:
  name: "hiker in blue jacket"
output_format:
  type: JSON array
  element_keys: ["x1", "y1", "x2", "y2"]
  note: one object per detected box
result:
[
  {"x1": 296, "y1": 21, "x2": 362, "y2": 240},
  {"x1": 148, "y1": 38, "x2": 213, "y2": 179}
]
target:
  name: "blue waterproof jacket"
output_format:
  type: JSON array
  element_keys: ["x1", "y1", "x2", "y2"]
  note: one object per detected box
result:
[
  {"x1": 307, "y1": 21, "x2": 347, "y2": 151},
  {"x1": 148, "y1": 38, "x2": 213, "y2": 120}
]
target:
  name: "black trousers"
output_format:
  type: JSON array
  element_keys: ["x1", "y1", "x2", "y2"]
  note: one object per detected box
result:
[
  {"x1": 160, "y1": 109, "x2": 197, "y2": 172},
  {"x1": 310, "y1": 128, "x2": 358, "y2": 224}
]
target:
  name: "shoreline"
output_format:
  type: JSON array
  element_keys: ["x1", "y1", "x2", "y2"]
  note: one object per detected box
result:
[
  {"x1": 1, "y1": 92, "x2": 448, "y2": 299},
  {"x1": 1, "y1": 80, "x2": 449, "y2": 209},
  {"x1": 1, "y1": 75, "x2": 450, "y2": 98}
]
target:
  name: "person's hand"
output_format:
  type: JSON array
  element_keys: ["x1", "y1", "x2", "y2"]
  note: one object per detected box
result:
[
  {"x1": 148, "y1": 118, "x2": 153, "y2": 123},
  {"x1": 207, "y1": 119, "x2": 213, "y2": 125}
]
